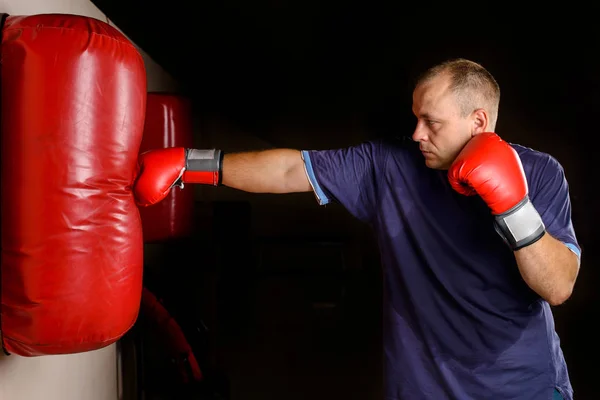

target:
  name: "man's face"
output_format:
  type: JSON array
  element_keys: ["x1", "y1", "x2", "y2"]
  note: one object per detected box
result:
[{"x1": 411, "y1": 74, "x2": 474, "y2": 170}]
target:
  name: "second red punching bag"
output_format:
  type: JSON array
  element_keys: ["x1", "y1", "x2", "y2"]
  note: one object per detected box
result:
[{"x1": 138, "y1": 93, "x2": 195, "y2": 242}]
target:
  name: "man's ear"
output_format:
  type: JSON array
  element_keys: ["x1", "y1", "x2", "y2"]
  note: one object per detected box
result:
[{"x1": 471, "y1": 108, "x2": 489, "y2": 136}]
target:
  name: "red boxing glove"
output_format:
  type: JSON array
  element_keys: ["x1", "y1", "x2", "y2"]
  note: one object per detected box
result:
[
  {"x1": 134, "y1": 147, "x2": 224, "y2": 206},
  {"x1": 448, "y1": 132, "x2": 545, "y2": 250}
]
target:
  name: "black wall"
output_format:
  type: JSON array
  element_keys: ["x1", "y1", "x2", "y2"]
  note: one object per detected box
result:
[{"x1": 94, "y1": 2, "x2": 598, "y2": 398}]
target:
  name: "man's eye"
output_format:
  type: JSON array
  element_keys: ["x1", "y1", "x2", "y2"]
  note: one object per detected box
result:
[{"x1": 427, "y1": 120, "x2": 437, "y2": 125}]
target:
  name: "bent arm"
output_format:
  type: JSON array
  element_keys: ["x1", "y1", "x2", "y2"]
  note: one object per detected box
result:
[
  {"x1": 222, "y1": 150, "x2": 312, "y2": 193},
  {"x1": 514, "y1": 233, "x2": 580, "y2": 306},
  {"x1": 508, "y1": 156, "x2": 581, "y2": 306}
]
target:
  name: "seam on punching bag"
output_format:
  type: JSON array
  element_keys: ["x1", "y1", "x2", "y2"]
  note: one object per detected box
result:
[
  {"x1": 0, "y1": 16, "x2": 137, "y2": 53},
  {"x1": 2, "y1": 26, "x2": 139, "y2": 52},
  {"x1": 1, "y1": 311, "x2": 139, "y2": 346}
]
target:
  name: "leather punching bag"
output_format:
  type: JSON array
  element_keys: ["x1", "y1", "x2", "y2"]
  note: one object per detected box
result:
[
  {"x1": 138, "y1": 93, "x2": 195, "y2": 242},
  {"x1": 0, "y1": 14, "x2": 146, "y2": 356}
]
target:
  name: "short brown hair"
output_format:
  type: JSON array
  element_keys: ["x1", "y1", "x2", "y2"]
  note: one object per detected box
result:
[{"x1": 416, "y1": 58, "x2": 501, "y2": 130}]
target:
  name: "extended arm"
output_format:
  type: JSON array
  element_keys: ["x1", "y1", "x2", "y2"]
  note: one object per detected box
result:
[
  {"x1": 133, "y1": 147, "x2": 312, "y2": 206},
  {"x1": 221, "y1": 150, "x2": 311, "y2": 193}
]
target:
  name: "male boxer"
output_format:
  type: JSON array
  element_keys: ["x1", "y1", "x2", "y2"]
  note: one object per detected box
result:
[{"x1": 134, "y1": 58, "x2": 580, "y2": 400}]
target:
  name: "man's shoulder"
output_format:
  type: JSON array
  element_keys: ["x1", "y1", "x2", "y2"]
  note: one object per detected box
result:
[
  {"x1": 509, "y1": 142, "x2": 565, "y2": 175},
  {"x1": 509, "y1": 143, "x2": 569, "y2": 201}
]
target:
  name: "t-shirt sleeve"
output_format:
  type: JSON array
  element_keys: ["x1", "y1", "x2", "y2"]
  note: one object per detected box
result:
[
  {"x1": 301, "y1": 140, "x2": 389, "y2": 223},
  {"x1": 529, "y1": 155, "x2": 581, "y2": 260}
]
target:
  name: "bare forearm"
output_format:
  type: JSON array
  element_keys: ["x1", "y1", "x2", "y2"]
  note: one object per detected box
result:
[
  {"x1": 221, "y1": 150, "x2": 311, "y2": 193},
  {"x1": 514, "y1": 233, "x2": 580, "y2": 305}
]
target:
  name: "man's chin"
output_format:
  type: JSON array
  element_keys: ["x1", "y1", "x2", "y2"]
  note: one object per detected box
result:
[
  {"x1": 424, "y1": 158, "x2": 439, "y2": 169},
  {"x1": 424, "y1": 158, "x2": 449, "y2": 170}
]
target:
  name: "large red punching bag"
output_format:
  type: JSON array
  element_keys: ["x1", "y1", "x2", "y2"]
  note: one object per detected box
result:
[
  {"x1": 138, "y1": 93, "x2": 195, "y2": 242},
  {"x1": 0, "y1": 14, "x2": 146, "y2": 356}
]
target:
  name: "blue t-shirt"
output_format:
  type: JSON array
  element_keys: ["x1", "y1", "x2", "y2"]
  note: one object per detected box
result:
[{"x1": 301, "y1": 137, "x2": 580, "y2": 400}]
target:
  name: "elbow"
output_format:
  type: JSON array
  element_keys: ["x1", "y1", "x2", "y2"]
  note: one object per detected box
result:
[
  {"x1": 547, "y1": 292, "x2": 571, "y2": 307},
  {"x1": 547, "y1": 284, "x2": 575, "y2": 306},
  {"x1": 547, "y1": 258, "x2": 580, "y2": 306}
]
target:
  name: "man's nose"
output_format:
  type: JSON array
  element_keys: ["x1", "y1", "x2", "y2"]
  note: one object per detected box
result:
[{"x1": 412, "y1": 123, "x2": 427, "y2": 142}]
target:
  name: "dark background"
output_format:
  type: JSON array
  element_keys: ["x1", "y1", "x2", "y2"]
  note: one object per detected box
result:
[{"x1": 92, "y1": 1, "x2": 599, "y2": 399}]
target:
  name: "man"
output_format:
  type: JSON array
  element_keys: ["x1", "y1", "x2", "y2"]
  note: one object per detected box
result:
[{"x1": 134, "y1": 58, "x2": 581, "y2": 400}]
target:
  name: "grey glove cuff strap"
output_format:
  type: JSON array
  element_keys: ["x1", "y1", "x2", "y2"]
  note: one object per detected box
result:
[
  {"x1": 185, "y1": 149, "x2": 222, "y2": 170},
  {"x1": 185, "y1": 149, "x2": 224, "y2": 185},
  {"x1": 494, "y1": 196, "x2": 546, "y2": 250}
]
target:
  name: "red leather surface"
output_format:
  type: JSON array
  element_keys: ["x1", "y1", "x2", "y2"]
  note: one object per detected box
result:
[
  {"x1": 0, "y1": 14, "x2": 146, "y2": 356},
  {"x1": 138, "y1": 93, "x2": 195, "y2": 242}
]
